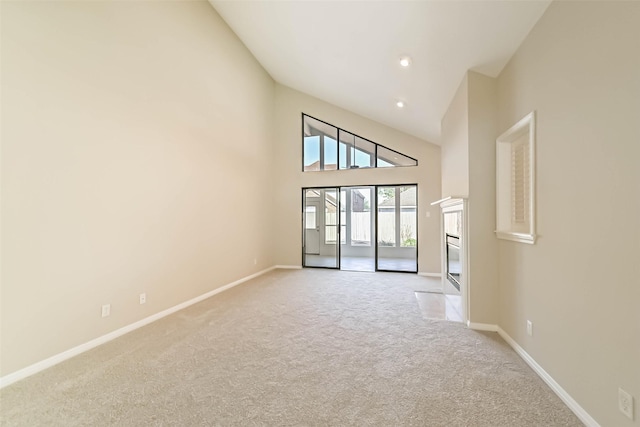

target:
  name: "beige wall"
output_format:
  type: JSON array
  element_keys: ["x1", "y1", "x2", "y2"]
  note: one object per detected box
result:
[
  {"x1": 467, "y1": 71, "x2": 499, "y2": 326},
  {"x1": 273, "y1": 84, "x2": 442, "y2": 273},
  {"x1": 440, "y1": 74, "x2": 469, "y2": 198},
  {"x1": 496, "y1": 1, "x2": 640, "y2": 425},
  {"x1": 440, "y1": 71, "x2": 499, "y2": 325},
  {"x1": 1, "y1": 1, "x2": 275, "y2": 376}
]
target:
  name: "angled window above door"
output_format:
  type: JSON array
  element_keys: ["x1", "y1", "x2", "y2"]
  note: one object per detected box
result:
[{"x1": 302, "y1": 114, "x2": 417, "y2": 172}]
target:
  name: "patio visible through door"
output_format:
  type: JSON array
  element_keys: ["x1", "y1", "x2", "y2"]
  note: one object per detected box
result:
[
  {"x1": 302, "y1": 185, "x2": 417, "y2": 273},
  {"x1": 303, "y1": 188, "x2": 339, "y2": 268}
]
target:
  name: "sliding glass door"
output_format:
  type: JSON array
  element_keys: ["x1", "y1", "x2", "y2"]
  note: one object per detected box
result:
[
  {"x1": 377, "y1": 186, "x2": 418, "y2": 272},
  {"x1": 339, "y1": 187, "x2": 375, "y2": 272},
  {"x1": 303, "y1": 185, "x2": 417, "y2": 272},
  {"x1": 303, "y1": 188, "x2": 340, "y2": 268}
]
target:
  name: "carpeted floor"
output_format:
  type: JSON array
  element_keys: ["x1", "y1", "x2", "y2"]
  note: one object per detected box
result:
[{"x1": 0, "y1": 269, "x2": 582, "y2": 426}]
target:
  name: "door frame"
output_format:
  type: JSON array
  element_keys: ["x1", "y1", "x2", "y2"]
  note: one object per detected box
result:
[
  {"x1": 340, "y1": 186, "x2": 376, "y2": 272},
  {"x1": 302, "y1": 187, "x2": 341, "y2": 269},
  {"x1": 302, "y1": 184, "x2": 419, "y2": 273},
  {"x1": 374, "y1": 184, "x2": 419, "y2": 274}
]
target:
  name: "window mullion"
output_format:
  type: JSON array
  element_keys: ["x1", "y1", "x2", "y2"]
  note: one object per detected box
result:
[
  {"x1": 319, "y1": 135, "x2": 325, "y2": 171},
  {"x1": 395, "y1": 186, "x2": 401, "y2": 247}
]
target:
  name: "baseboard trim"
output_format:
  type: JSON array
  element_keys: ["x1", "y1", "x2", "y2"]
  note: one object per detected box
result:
[
  {"x1": 467, "y1": 322, "x2": 498, "y2": 332},
  {"x1": 0, "y1": 266, "x2": 277, "y2": 389},
  {"x1": 418, "y1": 272, "x2": 442, "y2": 277},
  {"x1": 1, "y1": 267, "x2": 599, "y2": 427},
  {"x1": 497, "y1": 327, "x2": 600, "y2": 427}
]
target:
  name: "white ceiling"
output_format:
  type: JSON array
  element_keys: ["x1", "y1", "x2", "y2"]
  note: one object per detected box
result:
[{"x1": 209, "y1": 0, "x2": 551, "y2": 145}]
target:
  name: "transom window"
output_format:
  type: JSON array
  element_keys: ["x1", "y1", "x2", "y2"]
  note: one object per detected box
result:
[{"x1": 303, "y1": 114, "x2": 417, "y2": 172}]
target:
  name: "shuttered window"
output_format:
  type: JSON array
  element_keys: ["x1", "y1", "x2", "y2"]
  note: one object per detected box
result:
[
  {"x1": 496, "y1": 112, "x2": 536, "y2": 244},
  {"x1": 511, "y1": 137, "x2": 529, "y2": 229}
]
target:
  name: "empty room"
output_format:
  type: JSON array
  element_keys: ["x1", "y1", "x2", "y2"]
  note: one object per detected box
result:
[{"x1": 1, "y1": 1, "x2": 638, "y2": 426}]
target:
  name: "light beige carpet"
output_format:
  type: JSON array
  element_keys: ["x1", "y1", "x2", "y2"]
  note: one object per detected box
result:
[{"x1": 0, "y1": 269, "x2": 582, "y2": 426}]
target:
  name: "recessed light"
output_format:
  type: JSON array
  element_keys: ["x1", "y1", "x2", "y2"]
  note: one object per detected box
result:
[
  {"x1": 396, "y1": 101, "x2": 405, "y2": 108},
  {"x1": 399, "y1": 56, "x2": 411, "y2": 67}
]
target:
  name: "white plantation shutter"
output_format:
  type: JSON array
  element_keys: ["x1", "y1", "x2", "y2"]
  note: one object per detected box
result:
[
  {"x1": 496, "y1": 111, "x2": 535, "y2": 244},
  {"x1": 511, "y1": 140, "x2": 529, "y2": 228}
]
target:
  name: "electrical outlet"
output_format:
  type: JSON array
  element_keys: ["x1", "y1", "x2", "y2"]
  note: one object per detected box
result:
[
  {"x1": 526, "y1": 320, "x2": 533, "y2": 336},
  {"x1": 619, "y1": 388, "x2": 634, "y2": 420},
  {"x1": 139, "y1": 293, "x2": 146, "y2": 305},
  {"x1": 101, "y1": 304, "x2": 111, "y2": 318}
]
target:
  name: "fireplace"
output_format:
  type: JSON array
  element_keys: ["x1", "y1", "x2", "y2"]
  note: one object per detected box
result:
[
  {"x1": 446, "y1": 233, "x2": 461, "y2": 290},
  {"x1": 443, "y1": 209, "x2": 462, "y2": 291},
  {"x1": 430, "y1": 196, "x2": 467, "y2": 322}
]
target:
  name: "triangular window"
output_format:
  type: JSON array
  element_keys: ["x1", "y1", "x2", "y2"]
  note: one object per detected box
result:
[{"x1": 303, "y1": 114, "x2": 417, "y2": 172}]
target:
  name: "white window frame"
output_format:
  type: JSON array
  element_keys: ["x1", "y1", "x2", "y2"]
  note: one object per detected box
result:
[{"x1": 496, "y1": 111, "x2": 536, "y2": 244}]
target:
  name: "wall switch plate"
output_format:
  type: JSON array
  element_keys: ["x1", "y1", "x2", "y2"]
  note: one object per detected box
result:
[
  {"x1": 526, "y1": 320, "x2": 533, "y2": 336},
  {"x1": 101, "y1": 304, "x2": 111, "y2": 318},
  {"x1": 254, "y1": 258, "x2": 257, "y2": 265},
  {"x1": 619, "y1": 387, "x2": 634, "y2": 420},
  {"x1": 139, "y1": 293, "x2": 146, "y2": 305}
]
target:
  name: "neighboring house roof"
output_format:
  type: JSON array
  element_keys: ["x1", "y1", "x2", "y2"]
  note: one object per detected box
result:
[
  {"x1": 304, "y1": 160, "x2": 337, "y2": 171},
  {"x1": 379, "y1": 186, "x2": 416, "y2": 207}
]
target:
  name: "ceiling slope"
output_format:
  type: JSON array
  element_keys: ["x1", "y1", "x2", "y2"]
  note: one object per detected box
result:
[{"x1": 210, "y1": 0, "x2": 551, "y2": 144}]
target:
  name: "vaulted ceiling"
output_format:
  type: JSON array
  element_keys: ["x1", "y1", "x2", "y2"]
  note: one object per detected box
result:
[{"x1": 209, "y1": 1, "x2": 551, "y2": 145}]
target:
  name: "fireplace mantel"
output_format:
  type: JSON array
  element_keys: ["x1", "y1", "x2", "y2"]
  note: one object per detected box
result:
[{"x1": 431, "y1": 196, "x2": 467, "y2": 210}]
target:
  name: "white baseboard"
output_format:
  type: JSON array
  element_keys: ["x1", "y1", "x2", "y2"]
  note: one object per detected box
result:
[
  {"x1": 0, "y1": 266, "x2": 277, "y2": 389},
  {"x1": 1, "y1": 266, "x2": 599, "y2": 427},
  {"x1": 497, "y1": 327, "x2": 600, "y2": 427},
  {"x1": 418, "y1": 272, "x2": 442, "y2": 277},
  {"x1": 467, "y1": 322, "x2": 498, "y2": 332}
]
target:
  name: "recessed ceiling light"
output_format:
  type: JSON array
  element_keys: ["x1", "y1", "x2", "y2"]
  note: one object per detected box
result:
[
  {"x1": 399, "y1": 56, "x2": 411, "y2": 67},
  {"x1": 396, "y1": 101, "x2": 405, "y2": 108}
]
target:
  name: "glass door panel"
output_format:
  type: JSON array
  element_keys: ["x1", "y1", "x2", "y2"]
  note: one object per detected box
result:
[
  {"x1": 340, "y1": 186, "x2": 375, "y2": 272},
  {"x1": 303, "y1": 185, "x2": 417, "y2": 272},
  {"x1": 303, "y1": 188, "x2": 339, "y2": 268},
  {"x1": 377, "y1": 185, "x2": 417, "y2": 272}
]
